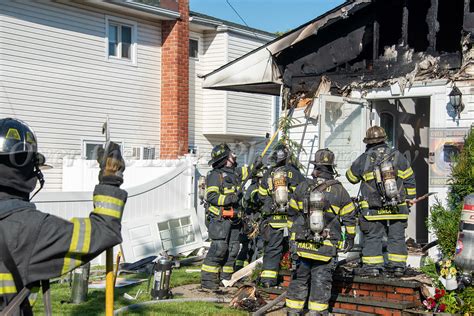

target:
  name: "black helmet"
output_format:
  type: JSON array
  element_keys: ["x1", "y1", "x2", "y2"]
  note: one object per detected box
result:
[
  {"x1": 363, "y1": 126, "x2": 387, "y2": 144},
  {"x1": 0, "y1": 118, "x2": 47, "y2": 197},
  {"x1": 310, "y1": 148, "x2": 336, "y2": 166},
  {"x1": 269, "y1": 144, "x2": 289, "y2": 167},
  {"x1": 208, "y1": 143, "x2": 232, "y2": 166}
]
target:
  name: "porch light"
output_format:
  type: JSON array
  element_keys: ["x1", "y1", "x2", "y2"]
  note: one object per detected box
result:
[{"x1": 449, "y1": 84, "x2": 464, "y2": 118}]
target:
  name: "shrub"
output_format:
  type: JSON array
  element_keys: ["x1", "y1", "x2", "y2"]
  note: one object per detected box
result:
[{"x1": 427, "y1": 199, "x2": 461, "y2": 257}]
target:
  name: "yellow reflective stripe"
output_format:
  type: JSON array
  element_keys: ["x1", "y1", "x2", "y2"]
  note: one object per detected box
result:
[
  {"x1": 346, "y1": 168, "x2": 359, "y2": 184},
  {"x1": 208, "y1": 205, "x2": 221, "y2": 216},
  {"x1": 322, "y1": 240, "x2": 333, "y2": 247},
  {"x1": 364, "y1": 214, "x2": 409, "y2": 221},
  {"x1": 296, "y1": 251, "x2": 332, "y2": 262},
  {"x1": 363, "y1": 172, "x2": 375, "y2": 181},
  {"x1": 359, "y1": 201, "x2": 369, "y2": 209},
  {"x1": 62, "y1": 218, "x2": 92, "y2": 274},
  {"x1": 242, "y1": 166, "x2": 248, "y2": 180},
  {"x1": 290, "y1": 232, "x2": 296, "y2": 241},
  {"x1": 309, "y1": 302, "x2": 329, "y2": 311},
  {"x1": 201, "y1": 264, "x2": 220, "y2": 273},
  {"x1": 222, "y1": 266, "x2": 234, "y2": 273},
  {"x1": 258, "y1": 186, "x2": 268, "y2": 196},
  {"x1": 388, "y1": 253, "x2": 408, "y2": 263},
  {"x1": 287, "y1": 220, "x2": 293, "y2": 228},
  {"x1": 340, "y1": 203, "x2": 355, "y2": 216},
  {"x1": 290, "y1": 186, "x2": 297, "y2": 192},
  {"x1": 289, "y1": 199, "x2": 299, "y2": 209},
  {"x1": 217, "y1": 195, "x2": 226, "y2": 206},
  {"x1": 297, "y1": 201, "x2": 303, "y2": 210},
  {"x1": 205, "y1": 186, "x2": 219, "y2": 194},
  {"x1": 93, "y1": 195, "x2": 124, "y2": 219},
  {"x1": 286, "y1": 299, "x2": 305, "y2": 310},
  {"x1": 362, "y1": 256, "x2": 384, "y2": 264},
  {"x1": 223, "y1": 187, "x2": 236, "y2": 194},
  {"x1": 94, "y1": 207, "x2": 121, "y2": 219},
  {"x1": 345, "y1": 226, "x2": 356, "y2": 235},
  {"x1": 330, "y1": 205, "x2": 340, "y2": 215},
  {"x1": 235, "y1": 260, "x2": 249, "y2": 267},
  {"x1": 261, "y1": 270, "x2": 278, "y2": 278},
  {"x1": 0, "y1": 273, "x2": 17, "y2": 295},
  {"x1": 337, "y1": 240, "x2": 344, "y2": 249},
  {"x1": 406, "y1": 187, "x2": 416, "y2": 195},
  {"x1": 398, "y1": 167, "x2": 414, "y2": 179},
  {"x1": 269, "y1": 222, "x2": 288, "y2": 228},
  {"x1": 93, "y1": 195, "x2": 124, "y2": 207}
]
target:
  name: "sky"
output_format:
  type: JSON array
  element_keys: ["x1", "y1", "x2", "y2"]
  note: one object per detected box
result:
[{"x1": 189, "y1": 0, "x2": 346, "y2": 34}]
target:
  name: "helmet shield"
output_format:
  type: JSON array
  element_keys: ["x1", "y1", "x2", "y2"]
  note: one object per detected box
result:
[
  {"x1": 310, "y1": 148, "x2": 335, "y2": 166},
  {"x1": 0, "y1": 118, "x2": 38, "y2": 155}
]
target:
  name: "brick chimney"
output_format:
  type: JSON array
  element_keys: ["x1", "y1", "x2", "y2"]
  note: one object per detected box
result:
[{"x1": 160, "y1": 0, "x2": 189, "y2": 159}]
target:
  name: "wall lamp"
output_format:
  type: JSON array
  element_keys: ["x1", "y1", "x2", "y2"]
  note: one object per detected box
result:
[{"x1": 449, "y1": 84, "x2": 465, "y2": 119}]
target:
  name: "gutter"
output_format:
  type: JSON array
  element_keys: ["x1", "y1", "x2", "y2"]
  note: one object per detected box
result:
[{"x1": 111, "y1": 0, "x2": 181, "y2": 20}]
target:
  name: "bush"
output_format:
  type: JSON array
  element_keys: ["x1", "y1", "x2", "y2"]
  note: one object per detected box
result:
[{"x1": 427, "y1": 199, "x2": 461, "y2": 257}]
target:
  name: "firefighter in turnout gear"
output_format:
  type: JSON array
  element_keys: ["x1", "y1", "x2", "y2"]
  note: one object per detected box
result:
[
  {"x1": 235, "y1": 167, "x2": 265, "y2": 271},
  {"x1": 201, "y1": 143, "x2": 252, "y2": 290},
  {"x1": 286, "y1": 149, "x2": 356, "y2": 316},
  {"x1": 0, "y1": 118, "x2": 127, "y2": 315},
  {"x1": 258, "y1": 144, "x2": 305, "y2": 287},
  {"x1": 346, "y1": 126, "x2": 416, "y2": 277}
]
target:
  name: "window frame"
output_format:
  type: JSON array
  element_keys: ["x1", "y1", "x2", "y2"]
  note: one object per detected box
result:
[
  {"x1": 379, "y1": 111, "x2": 396, "y2": 148},
  {"x1": 82, "y1": 140, "x2": 124, "y2": 160},
  {"x1": 105, "y1": 16, "x2": 138, "y2": 66},
  {"x1": 189, "y1": 38, "x2": 199, "y2": 59}
]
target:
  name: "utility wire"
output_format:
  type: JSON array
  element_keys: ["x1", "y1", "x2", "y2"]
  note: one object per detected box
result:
[{"x1": 225, "y1": 0, "x2": 261, "y2": 41}]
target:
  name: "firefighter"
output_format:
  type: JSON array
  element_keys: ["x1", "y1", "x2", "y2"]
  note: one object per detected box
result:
[
  {"x1": 346, "y1": 126, "x2": 416, "y2": 277},
  {"x1": 286, "y1": 149, "x2": 356, "y2": 316},
  {"x1": 235, "y1": 167, "x2": 265, "y2": 271},
  {"x1": 0, "y1": 118, "x2": 127, "y2": 314},
  {"x1": 258, "y1": 144, "x2": 305, "y2": 288},
  {"x1": 201, "y1": 143, "x2": 253, "y2": 290}
]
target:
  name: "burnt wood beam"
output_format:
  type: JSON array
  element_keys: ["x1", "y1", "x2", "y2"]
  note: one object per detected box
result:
[
  {"x1": 373, "y1": 20, "x2": 379, "y2": 60},
  {"x1": 427, "y1": 0, "x2": 439, "y2": 52},
  {"x1": 401, "y1": 1, "x2": 409, "y2": 46}
]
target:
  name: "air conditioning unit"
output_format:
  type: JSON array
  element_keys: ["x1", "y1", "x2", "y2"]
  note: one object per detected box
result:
[{"x1": 130, "y1": 146, "x2": 156, "y2": 160}]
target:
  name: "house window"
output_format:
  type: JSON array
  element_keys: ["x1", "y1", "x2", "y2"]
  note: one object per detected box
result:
[
  {"x1": 83, "y1": 141, "x2": 103, "y2": 160},
  {"x1": 157, "y1": 216, "x2": 195, "y2": 250},
  {"x1": 106, "y1": 16, "x2": 137, "y2": 64},
  {"x1": 380, "y1": 112, "x2": 395, "y2": 148},
  {"x1": 189, "y1": 39, "x2": 199, "y2": 58}
]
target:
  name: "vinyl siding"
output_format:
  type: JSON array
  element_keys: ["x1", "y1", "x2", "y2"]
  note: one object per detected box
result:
[
  {"x1": 189, "y1": 27, "x2": 276, "y2": 169},
  {"x1": 0, "y1": 1, "x2": 161, "y2": 191}
]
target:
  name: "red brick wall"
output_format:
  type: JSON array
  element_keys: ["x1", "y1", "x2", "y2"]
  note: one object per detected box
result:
[{"x1": 160, "y1": 0, "x2": 189, "y2": 159}]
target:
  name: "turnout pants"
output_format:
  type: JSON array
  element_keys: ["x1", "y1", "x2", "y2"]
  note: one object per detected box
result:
[
  {"x1": 201, "y1": 217, "x2": 240, "y2": 289},
  {"x1": 235, "y1": 232, "x2": 250, "y2": 271},
  {"x1": 260, "y1": 223, "x2": 284, "y2": 286},
  {"x1": 286, "y1": 258, "x2": 334, "y2": 315},
  {"x1": 359, "y1": 216, "x2": 408, "y2": 269}
]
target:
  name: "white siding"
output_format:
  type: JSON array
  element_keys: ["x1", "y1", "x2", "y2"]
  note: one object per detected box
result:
[
  {"x1": 0, "y1": 1, "x2": 161, "y2": 191},
  {"x1": 189, "y1": 26, "x2": 276, "y2": 170}
]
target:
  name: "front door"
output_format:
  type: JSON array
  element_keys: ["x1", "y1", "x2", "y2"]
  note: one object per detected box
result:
[{"x1": 372, "y1": 98, "x2": 430, "y2": 243}]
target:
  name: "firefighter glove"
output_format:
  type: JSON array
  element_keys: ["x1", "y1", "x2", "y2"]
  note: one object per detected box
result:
[
  {"x1": 96, "y1": 141, "x2": 125, "y2": 187},
  {"x1": 343, "y1": 234, "x2": 355, "y2": 253},
  {"x1": 252, "y1": 155, "x2": 264, "y2": 173}
]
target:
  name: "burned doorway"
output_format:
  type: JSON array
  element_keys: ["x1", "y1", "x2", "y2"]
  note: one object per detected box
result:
[{"x1": 372, "y1": 98, "x2": 430, "y2": 244}]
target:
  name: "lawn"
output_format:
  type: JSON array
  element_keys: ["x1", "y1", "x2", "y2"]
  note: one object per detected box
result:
[{"x1": 31, "y1": 266, "x2": 246, "y2": 315}]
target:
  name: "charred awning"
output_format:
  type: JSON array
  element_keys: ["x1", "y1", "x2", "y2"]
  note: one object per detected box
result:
[{"x1": 202, "y1": 0, "x2": 371, "y2": 96}]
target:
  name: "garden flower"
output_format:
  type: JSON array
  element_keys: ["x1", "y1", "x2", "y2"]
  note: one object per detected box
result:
[
  {"x1": 441, "y1": 268, "x2": 449, "y2": 277},
  {"x1": 449, "y1": 267, "x2": 457, "y2": 275},
  {"x1": 438, "y1": 303, "x2": 446, "y2": 312},
  {"x1": 445, "y1": 260, "x2": 452, "y2": 268}
]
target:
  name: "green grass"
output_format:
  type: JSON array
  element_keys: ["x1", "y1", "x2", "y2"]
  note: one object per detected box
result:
[{"x1": 31, "y1": 266, "x2": 245, "y2": 315}]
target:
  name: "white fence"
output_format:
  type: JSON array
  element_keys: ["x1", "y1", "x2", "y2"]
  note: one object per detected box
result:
[{"x1": 33, "y1": 157, "x2": 205, "y2": 264}]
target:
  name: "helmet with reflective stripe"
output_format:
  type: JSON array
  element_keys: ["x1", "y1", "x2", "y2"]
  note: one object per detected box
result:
[
  {"x1": 363, "y1": 126, "x2": 387, "y2": 144},
  {"x1": 208, "y1": 143, "x2": 232, "y2": 166}
]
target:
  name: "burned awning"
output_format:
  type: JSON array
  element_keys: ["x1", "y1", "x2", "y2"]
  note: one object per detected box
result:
[{"x1": 202, "y1": 0, "x2": 371, "y2": 96}]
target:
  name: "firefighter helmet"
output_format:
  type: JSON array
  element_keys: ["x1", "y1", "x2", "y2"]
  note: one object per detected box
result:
[
  {"x1": 269, "y1": 144, "x2": 289, "y2": 167},
  {"x1": 208, "y1": 143, "x2": 232, "y2": 166},
  {"x1": 310, "y1": 148, "x2": 336, "y2": 166},
  {"x1": 363, "y1": 126, "x2": 387, "y2": 144}
]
